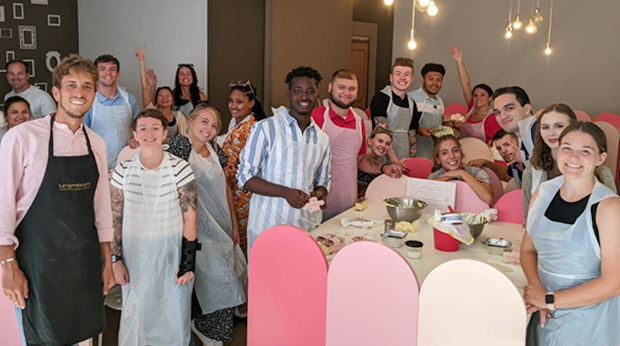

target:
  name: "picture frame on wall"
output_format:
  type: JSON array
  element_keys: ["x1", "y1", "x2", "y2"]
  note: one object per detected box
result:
[
  {"x1": 0, "y1": 28, "x2": 12, "y2": 39},
  {"x1": 1, "y1": 6, "x2": 5, "y2": 23},
  {"x1": 7, "y1": 51, "x2": 15, "y2": 62},
  {"x1": 19, "y1": 25, "x2": 36, "y2": 49},
  {"x1": 47, "y1": 14, "x2": 60, "y2": 27},
  {"x1": 31, "y1": 0, "x2": 49, "y2": 5},
  {"x1": 13, "y1": 3, "x2": 24, "y2": 20},
  {"x1": 23, "y1": 59, "x2": 35, "y2": 77},
  {"x1": 34, "y1": 82, "x2": 47, "y2": 92}
]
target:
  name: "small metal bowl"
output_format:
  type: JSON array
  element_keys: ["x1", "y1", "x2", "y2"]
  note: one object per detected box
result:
[
  {"x1": 485, "y1": 238, "x2": 511, "y2": 255},
  {"x1": 459, "y1": 212, "x2": 488, "y2": 240},
  {"x1": 384, "y1": 198, "x2": 427, "y2": 222}
]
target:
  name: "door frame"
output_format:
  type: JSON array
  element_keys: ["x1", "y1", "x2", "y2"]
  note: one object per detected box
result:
[{"x1": 352, "y1": 21, "x2": 378, "y2": 108}]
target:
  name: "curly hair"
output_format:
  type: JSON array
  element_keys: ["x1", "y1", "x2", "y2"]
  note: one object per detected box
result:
[
  {"x1": 285, "y1": 66, "x2": 322, "y2": 87},
  {"x1": 530, "y1": 103, "x2": 576, "y2": 171}
]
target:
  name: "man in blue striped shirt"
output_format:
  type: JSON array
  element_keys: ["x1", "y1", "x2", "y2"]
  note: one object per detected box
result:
[{"x1": 237, "y1": 66, "x2": 332, "y2": 254}]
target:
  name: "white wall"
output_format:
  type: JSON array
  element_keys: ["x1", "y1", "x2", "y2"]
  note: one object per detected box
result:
[
  {"x1": 392, "y1": 0, "x2": 620, "y2": 116},
  {"x1": 78, "y1": 0, "x2": 208, "y2": 102}
]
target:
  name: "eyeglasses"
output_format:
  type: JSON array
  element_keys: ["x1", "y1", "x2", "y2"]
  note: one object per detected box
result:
[{"x1": 229, "y1": 79, "x2": 256, "y2": 96}]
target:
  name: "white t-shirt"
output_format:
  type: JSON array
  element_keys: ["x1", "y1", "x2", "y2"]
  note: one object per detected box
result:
[{"x1": 4, "y1": 85, "x2": 57, "y2": 120}]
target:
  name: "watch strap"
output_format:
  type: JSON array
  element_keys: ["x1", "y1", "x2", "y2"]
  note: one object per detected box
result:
[{"x1": 111, "y1": 255, "x2": 122, "y2": 263}]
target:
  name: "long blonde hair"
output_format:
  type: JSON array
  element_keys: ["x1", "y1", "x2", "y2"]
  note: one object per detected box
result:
[{"x1": 187, "y1": 103, "x2": 223, "y2": 136}]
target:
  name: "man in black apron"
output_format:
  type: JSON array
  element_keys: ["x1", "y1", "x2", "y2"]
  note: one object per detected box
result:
[{"x1": 0, "y1": 55, "x2": 115, "y2": 346}]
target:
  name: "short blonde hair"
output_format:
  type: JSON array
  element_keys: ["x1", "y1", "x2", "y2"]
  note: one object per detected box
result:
[
  {"x1": 52, "y1": 54, "x2": 98, "y2": 89},
  {"x1": 187, "y1": 103, "x2": 223, "y2": 135}
]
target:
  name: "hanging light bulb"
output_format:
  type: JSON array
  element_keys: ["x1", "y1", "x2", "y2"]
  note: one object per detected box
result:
[
  {"x1": 505, "y1": 23, "x2": 513, "y2": 39},
  {"x1": 384, "y1": 0, "x2": 394, "y2": 6},
  {"x1": 533, "y1": 0, "x2": 543, "y2": 23},
  {"x1": 427, "y1": 0, "x2": 438, "y2": 16},
  {"x1": 525, "y1": 18, "x2": 537, "y2": 34},
  {"x1": 545, "y1": 44, "x2": 552, "y2": 55},
  {"x1": 419, "y1": 0, "x2": 430, "y2": 6},
  {"x1": 408, "y1": 39, "x2": 417, "y2": 50},
  {"x1": 513, "y1": 14, "x2": 523, "y2": 30},
  {"x1": 545, "y1": 0, "x2": 554, "y2": 55}
]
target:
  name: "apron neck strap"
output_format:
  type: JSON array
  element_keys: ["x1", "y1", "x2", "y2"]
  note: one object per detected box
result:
[{"x1": 48, "y1": 115, "x2": 94, "y2": 157}]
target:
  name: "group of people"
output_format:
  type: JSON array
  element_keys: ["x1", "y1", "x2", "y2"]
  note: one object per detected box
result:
[{"x1": 0, "y1": 43, "x2": 619, "y2": 346}]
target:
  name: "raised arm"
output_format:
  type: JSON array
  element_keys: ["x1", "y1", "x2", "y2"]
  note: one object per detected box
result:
[
  {"x1": 135, "y1": 46, "x2": 153, "y2": 108},
  {"x1": 451, "y1": 47, "x2": 473, "y2": 105}
]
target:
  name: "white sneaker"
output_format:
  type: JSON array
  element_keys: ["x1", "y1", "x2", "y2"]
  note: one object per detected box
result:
[{"x1": 191, "y1": 318, "x2": 224, "y2": 346}]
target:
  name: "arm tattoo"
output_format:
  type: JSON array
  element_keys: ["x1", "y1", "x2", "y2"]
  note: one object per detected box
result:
[
  {"x1": 178, "y1": 181, "x2": 198, "y2": 213},
  {"x1": 110, "y1": 186, "x2": 124, "y2": 256}
]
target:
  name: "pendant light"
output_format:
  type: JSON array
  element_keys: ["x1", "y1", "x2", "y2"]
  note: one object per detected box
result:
[
  {"x1": 505, "y1": 0, "x2": 514, "y2": 39},
  {"x1": 533, "y1": 0, "x2": 544, "y2": 23},
  {"x1": 513, "y1": 0, "x2": 523, "y2": 30},
  {"x1": 544, "y1": 0, "x2": 554, "y2": 54}
]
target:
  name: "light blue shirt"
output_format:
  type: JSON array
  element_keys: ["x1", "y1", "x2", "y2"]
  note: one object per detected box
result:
[
  {"x1": 84, "y1": 89, "x2": 140, "y2": 125},
  {"x1": 238, "y1": 106, "x2": 331, "y2": 253}
]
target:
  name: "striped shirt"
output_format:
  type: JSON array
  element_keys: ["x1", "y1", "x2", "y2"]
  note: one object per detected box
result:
[
  {"x1": 111, "y1": 152, "x2": 195, "y2": 190},
  {"x1": 237, "y1": 106, "x2": 331, "y2": 250}
]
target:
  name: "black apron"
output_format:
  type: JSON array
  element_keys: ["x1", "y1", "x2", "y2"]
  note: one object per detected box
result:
[{"x1": 14, "y1": 116, "x2": 105, "y2": 346}]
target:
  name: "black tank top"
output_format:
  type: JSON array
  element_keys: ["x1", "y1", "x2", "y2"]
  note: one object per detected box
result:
[{"x1": 544, "y1": 191, "x2": 600, "y2": 244}]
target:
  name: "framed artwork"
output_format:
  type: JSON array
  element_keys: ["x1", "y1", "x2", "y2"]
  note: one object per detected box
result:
[
  {"x1": 13, "y1": 3, "x2": 24, "y2": 20},
  {"x1": 0, "y1": 6, "x2": 5, "y2": 23},
  {"x1": 31, "y1": 0, "x2": 49, "y2": 4},
  {"x1": 6, "y1": 51, "x2": 15, "y2": 62},
  {"x1": 0, "y1": 28, "x2": 12, "y2": 39},
  {"x1": 19, "y1": 25, "x2": 36, "y2": 49},
  {"x1": 23, "y1": 59, "x2": 35, "y2": 77},
  {"x1": 47, "y1": 14, "x2": 60, "y2": 27},
  {"x1": 34, "y1": 82, "x2": 47, "y2": 92}
]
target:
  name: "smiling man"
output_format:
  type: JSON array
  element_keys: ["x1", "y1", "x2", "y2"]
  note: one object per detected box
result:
[
  {"x1": 466, "y1": 130, "x2": 524, "y2": 185},
  {"x1": 492, "y1": 86, "x2": 538, "y2": 166},
  {"x1": 238, "y1": 66, "x2": 331, "y2": 253},
  {"x1": 3, "y1": 60, "x2": 57, "y2": 121},
  {"x1": 0, "y1": 55, "x2": 115, "y2": 346},
  {"x1": 408, "y1": 63, "x2": 446, "y2": 159},
  {"x1": 84, "y1": 54, "x2": 140, "y2": 170}
]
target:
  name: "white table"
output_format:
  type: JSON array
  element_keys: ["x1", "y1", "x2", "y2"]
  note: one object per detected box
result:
[{"x1": 311, "y1": 201, "x2": 527, "y2": 294}]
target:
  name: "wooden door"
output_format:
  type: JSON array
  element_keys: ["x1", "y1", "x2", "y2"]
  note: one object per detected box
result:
[{"x1": 351, "y1": 38, "x2": 370, "y2": 109}]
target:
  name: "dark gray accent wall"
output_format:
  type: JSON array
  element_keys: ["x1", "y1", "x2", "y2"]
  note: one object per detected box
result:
[{"x1": 1, "y1": 0, "x2": 78, "y2": 104}]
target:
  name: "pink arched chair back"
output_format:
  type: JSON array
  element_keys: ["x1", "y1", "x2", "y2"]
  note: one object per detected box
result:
[
  {"x1": 418, "y1": 259, "x2": 527, "y2": 346},
  {"x1": 453, "y1": 180, "x2": 490, "y2": 214},
  {"x1": 365, "y1": 174, "x2": 408, "y2": 200},
  {"x1": 594, "y1": 121, "x2": 619, "y2": 188},
  {"x1": 404, "y1": 157, "x2": 434, "y2": 179},
  {"x1": 482, "y1": 167, "x2": 504, "y2": 206},
  {"x1": 494, "y1": 189, "x2": 524, "y2": 224},
  {"x1": 460, "y1": 137, "x2": 493, "y2": 163},
  {"x1": 0, "y1": 266, "x2": 22, "y2": 346},
  {"x1": 248, "y1": 225, "x2": 328, "y2": 346},
  {"x1": 326, "y1": 241, "x2": 420, "y2": 346},
  {"x1": 504, "y1": 178, "x2": 519, "y2": 194},
  {"x1": 574, "y1": 110, "x2": 592, "y2": 123},
  {"x1": 595, "y1": 112, "x2": 620, "y2": 129},
  {"x1": 116, "y1": 146, "x2": 140, "y2": 165},
  {"x1": 444, "y1": 103, "x2": 469, "y2": 120}
]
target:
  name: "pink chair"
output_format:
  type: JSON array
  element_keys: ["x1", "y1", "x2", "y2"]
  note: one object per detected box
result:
[
  {"x1": 247, "y1": 225, "x2": 328, "y2": 346},
  {"x1": 574, "y1": 110, "x2": 593, "y2": 123},
  {"x1": 482, "y1": 167, "x2": 504, "y2": 206},
  {"x1": 595, "y1": 112, "x2": 620, "y2": 129},
  {"x1": 0, "y1": 266, "x2": 22, "y2": 346},
  {"x1": 444, "y1": 102, "x2": 469, "y2": 120},
  {"x1": 494, "y1": 189, "x2": 524, "y2": 224},
  {"x1": 365, "y1": 174, "x2": 408, "y2": 200},
  {"x1": 594, "y1": 121, "x2": 619, "y2": 188},
  {"x1": 460, "y1": 137, "x2": 493, "y2": 163},
  {"x1": 404, "y1": 157, "x2": 434, "y2": 179},
  {"x1": 418, "y1": 259, "x2": 526, "y2": 346},
  {"x1": 116, "y1": 145, "x2": 140, "y2": 165},
  {"x1": 326, "y1": 241, "x2": 419, "y2": 346},
  {"x1": 503, "y1": 178, "x2": 519, "y2": 194},
  {"x1": 453, "y1": 180, "x2": 490, "y2": 214}
]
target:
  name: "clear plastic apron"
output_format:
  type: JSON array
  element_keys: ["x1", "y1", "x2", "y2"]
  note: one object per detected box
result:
[
  {"x1": 526, "y1": 177, "x2": 620, "y2": 346},
  {"x1": 119, "y1": 154, "x2": 191, "y2": 346},
  {"x1": 380, "y1": 86, "x2": 414, "y2": 160},
  {"x1": 320, "y1": 100, "x2": 363, "y2": 220},
  {"x1": 189, "y1": 147, "x2": 246, "y2": 314},
  {"x1": 90, "y1": 87, "x2": 133, "y2": 170},
  {"x1": 416, "y1": 98, "x2": 444, "y2": 159}
]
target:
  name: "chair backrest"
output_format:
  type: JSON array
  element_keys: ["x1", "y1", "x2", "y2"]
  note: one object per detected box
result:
[
  {"x1": 116, "y1": 145, "x2": 140, "y2": 165},
  {"x1": 418, "y1": 259, "x2": 526, "y2": 346},
  {"x1": 503, "y1": 178, "x2": 519, "y2": 194},
  {"x1": 248, "y1": 225, "x2": 328, "y2": 346},
  {"x1": 460, "y1": 137, "x2": 493, "y2": 163},
  {"x1": 482, "y1": 167, "x2": 504, "y2": 206},
  {"x1": 444, "y1": 102, "x2": 469, "y2": 120},
  {"x1": 494, "y1": 189, "x2": 524, "y2": 224},
  {"x1": 326, "y1": 241, "x2": 420, "y2": 346},
  {"x1": 365, "y1": 174, "x2": 408, "y2": 200},
  {"x1": 574, "y1": 110, "x2": 593, "y2": 123},
  {"x1": 453, "y1": 180, "x2": 490, "y2": 213},
  {"x1": 594, "y1": 121, "x2": 619, "y2": 185},
  {"x1": 595, "y1": 112, "x2": 620, "y2": 129},
  {"x1": 0, "y1": 267, "x2": 22, "y2": 346},
  {"x1": 404, "y1": 157, "x2": 434, "y2": 179}
]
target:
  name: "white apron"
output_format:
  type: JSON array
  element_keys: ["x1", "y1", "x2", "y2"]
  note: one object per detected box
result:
[
  {"x1": 526, "y1": 177, "x2": 620, "y2": 346},
  {"x1": 119, "y1": 154, "x2": 191, "y2": 346},
  {"x1": 460, "y1": 107, "x2": 493, "y2": 142},
  {"x1": 380, "y1": 85, "x2": 414, "y2": 160},
  {"x1": 320, "y1": 100, "x2": 363, "y2": 220},
  {"x1": 416, "y1": 98, "x2": 444, "y2": 159},
  {"x1": 90, "y1": 87, "x2": 133, "y2": 170},
  {"x1": 189, "y1": 146, "x2": 246, "y2": 314}
]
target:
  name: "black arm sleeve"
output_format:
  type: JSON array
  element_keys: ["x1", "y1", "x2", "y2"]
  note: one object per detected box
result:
[
  {"x1": 409, "y1": 101, "x2": 421, "y2": 130},
  {"x1": 370, "y1": 93, "x2": 390, "y2": 129}
]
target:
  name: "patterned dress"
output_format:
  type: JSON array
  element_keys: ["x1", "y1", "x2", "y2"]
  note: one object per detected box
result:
[{"x1": 222, "y1": 115, "x2": 257, "y2": 258}]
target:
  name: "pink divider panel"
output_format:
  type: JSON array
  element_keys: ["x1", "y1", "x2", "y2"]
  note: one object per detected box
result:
[
  {"x1": 595, "y1": 112, "x2": 620, "y2": 128},
  {"x1": 453, "y1": 180, "x2": 490, "y2": 214},
  {"x1": 574, "y1": 110, "x2": 593, "y2": 123},
  {"x1": 404, "y1": 157, "x2": 434, "y2": 179},
  {"x1": 482, "y1": 167, "x2": 504, "y2": 206},
  {"x1": 326, "y1": 241, "x2": 419, "y2": 346},
  {"x1": 494, "y1": 189, "x2": 524, "y2": 224},
  {"x1": 365, "y1": 174, "x2": 408, "y2": 200},
  {"x1": 247, "y1": 225, "x2": 328, "y2": 346},
  {"x1": 418, "y1": 259, "x2": 526, "y2": 346},
  {"x1": 0, "y1": 266, "x2": 23, "y2": 346},
  {"x1": 444, "y1": 103, "x2": 469, "y2": 119},
  {"x1": 460, "y1": 137, "x2": 493, "y2": 163},
  {"x1": 594, "y1": 121, "x2": 620, "y2": 188}
]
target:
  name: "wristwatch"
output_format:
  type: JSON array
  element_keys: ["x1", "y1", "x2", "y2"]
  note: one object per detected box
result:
[
  {"x1": 545, "y1": 292, "x2": 556, "y2": 311},
  {"x1": 111, "y1": 255, "x2": 122, "y2": 263}
]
